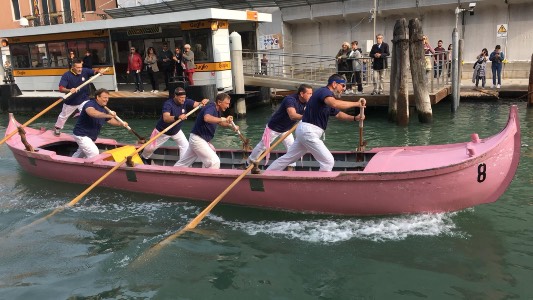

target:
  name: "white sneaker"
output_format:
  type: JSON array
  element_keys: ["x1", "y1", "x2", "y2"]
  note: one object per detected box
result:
[
  {"x1": 497, "y1": 84, "x2": 501, "y2": 89},
  {"x1": 491, "y1": 85, "x2": 496, "y2": 89},
  {"x1": 154, "y1": 90, "x2": 159, "y2": 93}
]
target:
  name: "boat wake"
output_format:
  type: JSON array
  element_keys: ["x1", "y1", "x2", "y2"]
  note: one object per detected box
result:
[{"x1": 214, "y1": 212, "x2": 468, "y2": 243}]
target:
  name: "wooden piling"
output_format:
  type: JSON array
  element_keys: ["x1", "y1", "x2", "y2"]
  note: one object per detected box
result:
[
  {"x1": 408, "y1": 19, "x2": 433, "y2": 123},
  {"x1": 389, "y1": 18, "x2": 410, "y2": 125},
  {"x1": 527, "y1": 54, "x2": 533, "y2": 108}
]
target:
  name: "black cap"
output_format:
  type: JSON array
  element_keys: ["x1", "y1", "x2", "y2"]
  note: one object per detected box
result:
[{"x1": 174, "y1": 87, "x2": 186, "y2": 96}]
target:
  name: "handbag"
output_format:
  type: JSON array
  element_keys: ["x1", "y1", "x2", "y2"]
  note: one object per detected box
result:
[{"x1": 424, "y1": 57, "x2": 432, "y2": 71}]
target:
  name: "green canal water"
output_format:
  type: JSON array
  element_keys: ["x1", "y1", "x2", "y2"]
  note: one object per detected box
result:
[{"x1": 0, "y1": 100, "x2": 532, "y2": 299}]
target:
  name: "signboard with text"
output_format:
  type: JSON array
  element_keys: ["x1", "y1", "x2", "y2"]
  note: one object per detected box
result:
[
  {"x1": 259, "y1": 34, "x2": 282, "y2": 50},
  {"x1": 497, "y1": 24, "x2": 508, "y2": 38}
]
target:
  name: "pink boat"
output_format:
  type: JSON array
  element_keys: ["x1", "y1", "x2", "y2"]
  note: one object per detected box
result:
[{"x1": 4, "y1": 105, "x2": 521, "y2": 215}]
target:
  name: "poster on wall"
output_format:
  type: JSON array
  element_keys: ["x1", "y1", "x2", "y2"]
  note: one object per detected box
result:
[
  {"x1": 496, "y1": 24, "x2": 508, "y2": 38},
  {"x1": 259, "y1": 34, "x2": 283, "y2": 50}
]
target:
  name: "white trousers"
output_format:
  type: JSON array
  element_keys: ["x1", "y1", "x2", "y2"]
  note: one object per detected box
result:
[
  {"x1": 267, "y1": 122, "x2": 334, "y2": 171},
  {"x1": 372, "y1": 69, "x2": 386, "y2": 93},
  {"x1": 174, "y1": 133, "x2": 220, "y2": 169},
  {"x1": 142, "y1": 129, "x2": 188, "y2": 159},
  {"x1": 54, "y1": 101, "x2": 89, "y2": 129},
  {"x1": 248, "y1": 126, "x2": 296, "y2": 167},
  {"x1": 72, "y1": 135, "x2": 99, "y2": 159}
]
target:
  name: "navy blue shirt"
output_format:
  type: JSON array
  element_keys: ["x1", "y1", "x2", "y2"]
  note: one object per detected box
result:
[
  {"x1": 191, "y1": 102, "x2": 220, "y2": 142},
  {"x1": 155, "y1": 98, "x2": 195, "y2": 135},
  {"x1": 59, "y1": 68, "x2": 96, "y2": 105},
  {"x1": 268, "y1": 93, "x2": 306, "y2": 132},
  {"x1": 302, "y1": 86, "x2": 340, "y2": 130},
  {"x1": 73, "y1": 100, "x2": 110, "y2": 141}
]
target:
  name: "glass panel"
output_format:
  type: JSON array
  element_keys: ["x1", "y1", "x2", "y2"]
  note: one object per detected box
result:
[
  {"x1": 184, "y1": 29, "x2": 211, "y2": 62},
  {"x1": 28, "y1": 43, "x2": 48, "y2": 68},
  {"x1": 47, "y1": 42, "x2": 68, "y2": 67},
  {"x1": 87, "y1": 39, "x2": 109, "y2": 65},
  {"x1": 9, "y1": 44, "x2": 30, "y2": 68}
]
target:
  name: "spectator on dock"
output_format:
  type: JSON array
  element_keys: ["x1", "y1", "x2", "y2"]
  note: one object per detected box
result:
[
  {"x1": 247, "y1": 84, "x2": 313, "y2": 171},
  {"x1": 336, "y1": 42, "x2": 352, "y2": 94},
  {"x1": 369, "y1": 34, "x2": 390, "y2": 95},
  {"x1": 172, "y1": 46, "x2": 184, "y2": 81},
  {"x1": 82, "y1": 49, "x2": 93, "y2": 69},
  {"x1": 349, "y1": 41, "x2": 364, "y2": 94},
  {"x1": 473, "y1": 48, "x2": 488, "y2": 88},
  {"x1": 53, "y1": 59, "x2": 105, "y2": 136},
  {"x1": 144, "y1": 47, "x2": 160, "y2": 93},
  {"x1": 266, "y1": 74, "x2": 366, "y2": 172},
  {"x1": 433, "y1": 40, "x2": 446, "y2": 78},
  {"x1": 159, "y1": 43, "x2": 174, "y2": 91},
  {"x1": 67, "y1": 50, "x2": 76, "y2": 69},
  {"x1": 489, "y1": 45, "x2": 505, "y2": 89},
  {"x1": 71, "y1": 89, "x2": 128, "y2": 159},
  {"x1": 141, "y1": 87, "x2": 209, "y2": 164},
  {"x1": 447, "y1": 44, "x2": 453, "y2": 78},
  {"x1": 423, "y1": 36, "x2": 435, "y2": 80},
  {"x1": 261, "y1": 54, "x2": 268, "y2": 75},
  {"x1": 182, "y1": 44, "x2": 195, "y2": 85},
  {"x1": 175, "y1": 93, "x2": 238, "y2": 169},
  {"x1": 127, "y1": 47, "x2": 144, "y2": 93}
]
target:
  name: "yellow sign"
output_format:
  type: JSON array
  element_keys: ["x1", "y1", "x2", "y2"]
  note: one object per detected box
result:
[
  {"x1": 194, "y1": 61, "x2": 231, "y2": 72},
  {"x1": 181, "y1": 20, "x2": 228, "y2": 31},
  {"x1": 13, "y1": 67, "x2": 115, "y2": 76},
  {"x1": 496, "y1": 24, "x2": 508, "y2": 38},
  {"x1": 9, "y1": 30, "x2": 109, "y2": 44}
]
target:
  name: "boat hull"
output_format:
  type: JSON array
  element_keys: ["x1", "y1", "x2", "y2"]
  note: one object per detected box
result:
[{"x1": 5, "y1": 106, "x2": 521, "y2": 215}]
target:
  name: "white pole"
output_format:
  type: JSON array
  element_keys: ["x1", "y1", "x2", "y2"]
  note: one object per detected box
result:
[
  {"x1": 230, "y1": 31, "x2": 246, "y2": 117},
  {"x1": 451, "y1": 28, "x2": 459, "y2": 112}
]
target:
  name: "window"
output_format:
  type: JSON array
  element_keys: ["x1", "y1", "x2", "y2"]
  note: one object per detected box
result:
[
  {"x1": 87, "y1": 39, "x2": 109, "y2": 65},
  {"x1": 28, "y1": 43, "x2": 47, "y2": 68},
  {"x1": 11, "y1": 0, "x2": 21, "y2": 20},
  {"x1": 47, "y1": 42, "x2": 68, "y2": 67},
  {"x1": 80, "y1": 0, "x2": 96, "y2": 12},
  {"x1": 183, "y1": 29, "x2": 212, "y2": 62},
  {"x1": 10, "y1": 44, "x2": 29, "y2": 68}
]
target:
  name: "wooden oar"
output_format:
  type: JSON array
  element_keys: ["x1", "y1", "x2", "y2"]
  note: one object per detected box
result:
[
  {"x1": 230, "y1": 120, "x2": 252, "y2": 151},
  {"x1": 133, "y1": 121, "x2": 300, "y2": 264},
  {"x1": 104, "y1": 106, "x2": 146, "y2": 143},
  {"x1": 0, "y1": 67, "x2": 109, "y2": 146},
  {"x1": 13, "y1": 104, "x2": 204, "y2": 235}
]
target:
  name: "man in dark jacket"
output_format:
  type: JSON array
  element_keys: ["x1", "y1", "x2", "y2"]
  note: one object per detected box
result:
[
  {"x1": 369, "y1": 34, "x2": 390, "y2": 95},
  {"x1": 159, "y1": 43, "x2": 174, "y2": 91}
]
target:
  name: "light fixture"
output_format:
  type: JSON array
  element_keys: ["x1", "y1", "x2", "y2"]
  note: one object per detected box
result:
[{"x1": 211, "y1": 21, "x2": 219, "y2": 32}]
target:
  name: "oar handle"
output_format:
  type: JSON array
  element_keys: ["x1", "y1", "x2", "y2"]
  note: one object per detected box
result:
[
  {"x1": 0, "y1": 67, "x2": 108, "y2": 146},
  {"x1": 104, "y1": 106, "x2": 131, "y2": 130},
  {"x1": 359, "y1": 106, "x2": 365, "y2": 128}
]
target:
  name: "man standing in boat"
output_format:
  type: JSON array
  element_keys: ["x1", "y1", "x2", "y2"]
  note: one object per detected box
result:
[
  {"x1": 53, "y1": 59, "x2": 105, "y2": 136},
  {"x1": 71, "y1": 88, "x2": 128, "y2": 159},
  {"x1": 175, "y1": 93, "x2": 238, "y2": 169},
  {"x1": 247, "y1": 84, "x2": 313, "y2": 170},
  {"x1": 141, "y1": 87, "x2": 209, "y2": 164},
  {"x1": 267, "y1": 74, "x2": 366, "y2": 172}
]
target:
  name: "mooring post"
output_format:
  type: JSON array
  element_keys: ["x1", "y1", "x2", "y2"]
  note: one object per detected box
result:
[
  {"x1": 408, "y1": 18, "x2": 433, "y2": 123},
  {"x1": 230, "y1": 31, "x2": 246, "y2": 118},
  {"x1": 527, "y1": 54, "x2": 533, "y2": 107},
  {"x1": 451, "y1": 28, "x2": 460, "y2": 112},
  {"x1": 389, "y1": 18, "x2": 409, "y2": 125}
]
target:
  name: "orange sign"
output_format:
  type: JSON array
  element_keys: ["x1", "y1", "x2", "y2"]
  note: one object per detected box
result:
[
  {"x1": 181, "y1": 20, "x2": 228, "y2": 31},
  {"x1": 246, "y1": 11, "x2": 258, "y2": 21}
]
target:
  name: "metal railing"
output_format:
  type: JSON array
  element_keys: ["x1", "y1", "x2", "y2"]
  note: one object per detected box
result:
[
  {"x1": 23, "y1": 10, "x2": 74, "y2": 27},
  {"x1": 243, "y1": 50, "x2": 452, "y2": 93}
]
